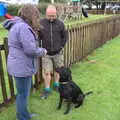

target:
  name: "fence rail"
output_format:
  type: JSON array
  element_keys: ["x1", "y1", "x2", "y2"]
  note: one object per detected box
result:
[
  {"x1": 88, "y1": 10, "x2": 120, "y2": 14},
  {"x1": 0, "y1": 15, "x2": 120, "y2": 109},
  {"x1": 64, "y1": 16, "x2": 120, "y2": 67}
]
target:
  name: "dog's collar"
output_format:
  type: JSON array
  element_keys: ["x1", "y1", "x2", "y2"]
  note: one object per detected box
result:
[{"x1": 60, "y1": 82, "x2": 68, "y2": 84}]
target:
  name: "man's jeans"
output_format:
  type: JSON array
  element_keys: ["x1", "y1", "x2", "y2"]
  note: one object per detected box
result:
[{"x1": 14, "y1": 76, "x2": 32, "y2": 120}]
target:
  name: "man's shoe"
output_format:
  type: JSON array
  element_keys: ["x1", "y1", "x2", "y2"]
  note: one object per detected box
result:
[{"x1": 40, "y1": 91, "x2": 51, "y2": 99}]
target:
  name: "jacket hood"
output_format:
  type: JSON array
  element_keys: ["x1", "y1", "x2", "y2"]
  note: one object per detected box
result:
[{"x1": 3, "y1": 16, "x2": 23, "y2": 30}]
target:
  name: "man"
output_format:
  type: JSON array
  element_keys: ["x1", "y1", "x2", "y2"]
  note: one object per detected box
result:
[{"x1": 39, "y1": 5, "x2": 68, "y2": 99}]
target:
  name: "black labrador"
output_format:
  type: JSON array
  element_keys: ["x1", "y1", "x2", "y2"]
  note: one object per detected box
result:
[{"x1": 55, "y1": 67, "x2": 93, "y2": 114}]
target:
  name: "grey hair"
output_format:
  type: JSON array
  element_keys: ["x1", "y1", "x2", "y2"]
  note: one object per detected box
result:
[{"x1": 18, "y1": 4, "x2": 40, "y2": 32}]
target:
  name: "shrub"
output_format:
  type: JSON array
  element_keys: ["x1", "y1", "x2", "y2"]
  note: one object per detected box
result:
[{"x1": 7, "y1": 5, "x2": 22, "y2": 16}]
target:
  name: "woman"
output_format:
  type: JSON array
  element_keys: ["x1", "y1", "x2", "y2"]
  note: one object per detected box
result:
[{"x1": 3, "y1": 4, "x2": 47, "y2": 120}]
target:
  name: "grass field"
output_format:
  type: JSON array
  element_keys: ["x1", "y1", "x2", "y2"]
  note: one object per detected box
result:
[
  {"x1": 0, "y1": 34, "x2": 120, "y2": 120},
  {"x1": 0, "y1": 14, "x2": 119, "y2": 120},
  {"x1": 65, "y1": 14, "x2": 112, "y2": 26}
]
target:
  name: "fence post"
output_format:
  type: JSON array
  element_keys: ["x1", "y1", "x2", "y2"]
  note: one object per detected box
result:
[
  {"x1": 4, "y1": 38, "x2": 15, "y2": 99},
  {"x1": 0, "y1": 47, "x2": 8, "y2": 103},
  {"x1": 34, "y1": 57, "x2": 43, "y2": 89},
  {"x1": 34, "y1": 39, "x2": 43, "y2": 89}
]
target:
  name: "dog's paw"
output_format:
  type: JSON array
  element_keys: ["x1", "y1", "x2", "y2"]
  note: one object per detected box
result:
[
  {"x1": 64, "y1": 111, "x2": 69, "y2": 115},
  {"x1": 57, "y1": 106, "x2": 61, "y2": 110},
  {"x1": 64, "y1": 109, "x2": 71, "y2": 115},
  {"x1": 75, "y1": 105, "x2": 79, "y2": 108}
]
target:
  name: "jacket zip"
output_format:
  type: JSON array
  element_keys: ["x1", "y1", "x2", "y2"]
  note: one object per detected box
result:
[{"x1": 50, "y1": 22, "x2": 53, "y2": 51}]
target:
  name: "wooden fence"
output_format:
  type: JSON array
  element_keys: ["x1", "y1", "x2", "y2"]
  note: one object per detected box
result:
[
  {"x1": 64, "y1": 15, "x2": 120, "y2": 67},
  {"x1": 88, "y1": 10, "x2": 120, "y2": 14},
  {"x1": 0, "y1": 15, "x2": 120, "y2": 109}
]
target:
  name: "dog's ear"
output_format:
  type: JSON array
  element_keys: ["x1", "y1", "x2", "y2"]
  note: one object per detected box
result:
[
  {"x1": 55, "y1": 68, "x2": 58, "y2": 72},
  {"x1": 66, "y1": 68, "x2": 72, "y2": 81},
  {"x1": 55, "y1": 67, "x2": 60, "y2": 73},
  {"x1": 67, "y1": 68, "x2": 71, "y2": 74},
  {"x1": 68, "y1": 75, "x2": 72, "y2": 81}
]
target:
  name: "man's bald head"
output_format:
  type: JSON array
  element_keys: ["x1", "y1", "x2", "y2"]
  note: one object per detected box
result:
[
  {"x1": 46, "y1": 5, "x2": 56, "y2": 15},
  {"x1": 46, "y1": 5, "x2": 57, "y2": 22}
]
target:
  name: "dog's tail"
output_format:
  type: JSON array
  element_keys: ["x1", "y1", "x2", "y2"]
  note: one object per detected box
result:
[{"x1": 84, "y1": 91, "x2": 93, "y2": 97}]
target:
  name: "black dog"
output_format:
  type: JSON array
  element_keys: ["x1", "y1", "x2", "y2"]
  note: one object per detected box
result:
[{"x1": 55, "y1": 67, "x2": 93, "y2": 114}]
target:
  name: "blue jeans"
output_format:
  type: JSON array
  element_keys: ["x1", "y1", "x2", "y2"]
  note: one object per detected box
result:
[{"x1": 14, "y1": 76, "x2": 32, "y2": 120}]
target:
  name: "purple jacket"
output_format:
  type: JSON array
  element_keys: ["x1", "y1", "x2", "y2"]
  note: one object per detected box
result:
[{"x1": 3, "y1": 17, "x2": 46, "y2": 77}]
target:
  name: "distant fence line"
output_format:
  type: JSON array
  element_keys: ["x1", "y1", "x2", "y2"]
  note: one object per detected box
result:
[
  {"x1": 0, "y1": 15, "x2": 120, "y2": 109},
  {"x1": 88, "y1": 10, "x2": 120, "y2": 14},
  {"x1": 64, "y1": 15, "x2": 120, "y2": 67}
]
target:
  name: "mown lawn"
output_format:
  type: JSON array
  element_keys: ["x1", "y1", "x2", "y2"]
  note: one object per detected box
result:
[
  {"x1": 0, "y1": 35, "x2": 120, "y2": 120},
  {"x1": 65, "y1": 14, "x2": 113, "y2": 26}
]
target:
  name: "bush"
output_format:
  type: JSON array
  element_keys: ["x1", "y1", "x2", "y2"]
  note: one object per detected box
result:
[
  {"x1": 0, "y1": 5, "x2": 21, "y2": 21},
  {"x1": 7, "y1": 5, "x2": 22, "y2": 16},
  {"x1": 38, "y1": 3, "x2": 49, "y2": 17},
  {"x1": 0, "y1": 3, "x2": 64, "y2": 21},
  {"x1": 1, "y1": 4, "x2": 49, "y2": 18},
  {"x1": 0, "y1": 17, "x2": 5, "y2": 21}
]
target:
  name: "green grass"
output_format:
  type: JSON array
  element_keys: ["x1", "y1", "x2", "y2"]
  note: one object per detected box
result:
[
  {"x1": 0, "y1": 29, "x2": 7, "y2": 45},
  {"x1": 0, "y1": 14, "x2": 119, "y2": 120},
  {"x1": 0, "y1": 34, "x2": 120, "y2": 120},
  {"x1": 64, "y1": 14, "x2": 113, "y2": 26}
]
